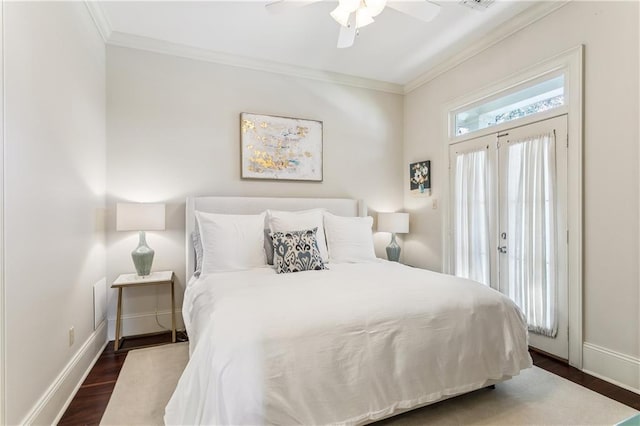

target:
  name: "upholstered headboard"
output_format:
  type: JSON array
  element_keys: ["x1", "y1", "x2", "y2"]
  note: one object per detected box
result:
[{"x1": 185, "y1": 196, "x2": 366, "y2": 283}]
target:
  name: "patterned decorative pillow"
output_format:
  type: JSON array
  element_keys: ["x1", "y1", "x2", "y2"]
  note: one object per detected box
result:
[{"x1": 271, "y1": 228, "x2": 327, "y2": 274}]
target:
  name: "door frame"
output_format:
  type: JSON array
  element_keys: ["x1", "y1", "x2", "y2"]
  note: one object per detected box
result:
[
  {"x1": 0, "y1": 0, "x2": 6, "y2": 422},
  {"x1": 441, "y1": 45, "x2": 584, "y2": 368}
]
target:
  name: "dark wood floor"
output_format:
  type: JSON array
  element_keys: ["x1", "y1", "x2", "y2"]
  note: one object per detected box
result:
[
  {"x1": 59, "y1": 334, "x2": 640, "y2": 425},
  {"x1": 58, "y1": 332, "x2": 180, "y2": 426},
  {"x1": 529, "y1": 350, "x2": 640, "y2": 411}
]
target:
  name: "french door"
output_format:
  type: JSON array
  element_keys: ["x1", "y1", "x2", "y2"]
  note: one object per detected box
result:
[{"x1": 450, "y1": 115, "x2": 568, "y2": 359}]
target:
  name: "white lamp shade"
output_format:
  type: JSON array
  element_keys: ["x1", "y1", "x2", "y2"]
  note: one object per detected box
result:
[
  {"x1": 377, "y1": 212, "x2": 409, "y2": 234},
  {"x1": 116, "y1": 203, "x2": 166, "y2": 231}
]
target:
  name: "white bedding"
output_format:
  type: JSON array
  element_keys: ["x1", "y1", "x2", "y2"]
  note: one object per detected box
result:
[{"x1": 165, "y1": 261, "x2": 532, "y2": 425}]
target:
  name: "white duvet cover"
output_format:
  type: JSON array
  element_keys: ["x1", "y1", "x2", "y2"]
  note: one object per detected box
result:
[{"x1": 165, "y1": 262, "x2": 532, "y2": 425}]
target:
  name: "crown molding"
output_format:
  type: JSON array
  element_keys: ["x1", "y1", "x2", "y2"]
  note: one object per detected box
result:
[
  {"x1": 106, "y1": 31, "x2": 405, "y2": 95},
  {"x1": 84, "y1": 1, "x2": 112, "y2": 43},
  {"x1": 84, "y1": 0, "x2": 567, "y2": 96},
  {"x1": 403, "y1": 0, "x2": 570, "y2": 94}
]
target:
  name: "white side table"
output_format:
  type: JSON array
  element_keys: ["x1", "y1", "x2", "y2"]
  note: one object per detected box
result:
[{"x1": 111, "y1": 270, "x2": 175, "y2": 351}]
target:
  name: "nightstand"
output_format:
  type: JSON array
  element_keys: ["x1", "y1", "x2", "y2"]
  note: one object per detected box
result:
[{"x1": 111, "y1": 270, "x2": 176, "y2": 351}]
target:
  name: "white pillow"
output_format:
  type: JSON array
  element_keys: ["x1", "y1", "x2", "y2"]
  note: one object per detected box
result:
[
  {"x1": 267, "y1": 209, "x2": 329, "y2": 262},
  {"x1": 323, "y1": 212, "x2": 377, "y2": 263},
  {"x1": 195, "y1": 211, "x2": 267, "y2": 273}
]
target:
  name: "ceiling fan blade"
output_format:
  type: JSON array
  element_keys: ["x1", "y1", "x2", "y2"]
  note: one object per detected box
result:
[
  {"x1": 265, "y1": 0, "x2": 321, "y2": 14},
  {"x1": 337, "y1": 12, "x2": 357, "y2": 48},
  {"x1": 387, "y1": 0, "x2": 441, "y2": 22}
]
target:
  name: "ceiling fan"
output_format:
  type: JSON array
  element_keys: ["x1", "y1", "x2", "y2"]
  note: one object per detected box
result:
[{"x1": 265, "y1": 0, "x2": 442, "y2": 48}]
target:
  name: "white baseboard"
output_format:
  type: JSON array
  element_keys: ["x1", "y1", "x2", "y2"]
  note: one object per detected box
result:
[
  {"x1": 583, "y1": 342, "x2": 640, "y2": 395},
  {"x1": 107, "y1": 309, "x2": 184, "y2": 341},
  {"x1": 21, "y1": 321, "x2": 108, "y2": 425}
]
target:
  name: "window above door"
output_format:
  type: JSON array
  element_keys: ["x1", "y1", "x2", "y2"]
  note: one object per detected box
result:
[{"x1": 453, "y1": 73, "x2": 566, "y2": 138}]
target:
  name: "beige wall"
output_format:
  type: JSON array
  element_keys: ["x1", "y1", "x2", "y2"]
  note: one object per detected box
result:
[
  {"x1": 4, "y1": 2, "x2": 106, "y2": 424},
  {"x1": 106, "y1": 46, "x2": 404, "y2": 339},
  {"x1": 404, "y1": 0, "x2": 639, "y2": 371}
]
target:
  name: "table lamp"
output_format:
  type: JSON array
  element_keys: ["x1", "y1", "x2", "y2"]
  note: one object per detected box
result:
[
  {"x1": 377, "y1": 212, "x2": 409, "y2": 262},
  {"x1": 116, "y1": 202, "x2": 166, "y2": 276}
]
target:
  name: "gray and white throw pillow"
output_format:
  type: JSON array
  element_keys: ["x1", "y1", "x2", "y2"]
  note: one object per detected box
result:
[
  {"x1": 271, "y1": 228, "x2": 326, "y2": 274},
  {"x1": 192, "y1": 229, "x2": 203, "y2": 277},
  {"x1": 264, "y1": 229, "x2": 275, "y2": 265}
]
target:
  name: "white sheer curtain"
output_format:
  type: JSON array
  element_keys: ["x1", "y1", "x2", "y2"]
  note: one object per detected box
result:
[
  {"x1": 505, "y1": 132, "x2": 558, "y2": 337},
  {"x1": 454, "y1": 148, "x2": 490, "y2": 286}
]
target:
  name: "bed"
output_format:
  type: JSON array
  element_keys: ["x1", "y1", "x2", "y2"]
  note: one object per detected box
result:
[{"x1": 164, "y1": 196, "x2": 532, "y2": 425}]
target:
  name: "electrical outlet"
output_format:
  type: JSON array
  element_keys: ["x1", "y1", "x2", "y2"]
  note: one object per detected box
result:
[{"x1": 69, "y1": 326, "x2": 75, "y2": 346}]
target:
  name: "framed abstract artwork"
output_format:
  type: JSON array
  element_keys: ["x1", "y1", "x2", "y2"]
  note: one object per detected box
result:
[
  {"x1": 240, "y1": 112, "x2": 323, "y2": 182},
  {"x1": 409, "y1": 160, "x2": 431, "y2": 196}
]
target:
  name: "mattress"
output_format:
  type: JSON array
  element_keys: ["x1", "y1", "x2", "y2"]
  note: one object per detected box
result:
[{"x1": 165, "y1": 261, "x2": 532, "y2": 425}]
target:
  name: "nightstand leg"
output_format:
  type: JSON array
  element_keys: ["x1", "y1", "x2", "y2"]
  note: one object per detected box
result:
[
  {"x1": 115, "y1": 287, "x2": 123, "y2": 351},
  {"x1": 171, "y1": 281, "x2": 176, "y2": 343}
]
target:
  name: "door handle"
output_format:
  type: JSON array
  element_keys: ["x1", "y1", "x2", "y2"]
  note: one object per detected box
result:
[{"x1": 498, "y1": 246, "x2": 507, "y2": 254}]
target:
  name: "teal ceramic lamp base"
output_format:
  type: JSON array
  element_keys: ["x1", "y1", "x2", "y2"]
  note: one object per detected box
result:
[
  {"x1": 132, "y1": 230, "x2": 155, "y2": 276},
  {"x1": 386, "y1": 233, "x2": 401, "y2": 262}
]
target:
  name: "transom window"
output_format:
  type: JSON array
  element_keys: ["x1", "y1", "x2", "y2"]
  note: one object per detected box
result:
[{"x1": 454, "y1": 74, "x2": 565, "y2": 136}]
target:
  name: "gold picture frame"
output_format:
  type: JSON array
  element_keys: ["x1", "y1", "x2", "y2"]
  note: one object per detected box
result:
[{"x1": 240, "y1": 112, "x2": 323, "y2": 182}]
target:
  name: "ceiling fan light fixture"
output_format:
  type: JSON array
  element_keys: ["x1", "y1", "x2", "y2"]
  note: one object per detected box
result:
[
  {"x1": 332, "y1": 0, "x2": 377, "y2": 29},
  {"x1": 363, "y1": 0, "x2": 386, "y2": 17},
  {"x1": 330, "y1": 5, "x2": 352, "y2": 27},
  {"x1": 355, "y1": 8, "x2": 374, "y2": 28},
  {"x1": 338, "y1": 0, "x2": 361, "y2": 13}
]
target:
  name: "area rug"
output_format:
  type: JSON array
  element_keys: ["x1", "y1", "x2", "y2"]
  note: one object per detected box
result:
[{"x1": 100, "y1": 343, "x2": 637, "y2": 425}]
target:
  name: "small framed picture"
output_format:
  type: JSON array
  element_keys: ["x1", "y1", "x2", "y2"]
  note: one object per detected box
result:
[{"x1": 410, "y1": 160, "x2": 431, "y2": 196}]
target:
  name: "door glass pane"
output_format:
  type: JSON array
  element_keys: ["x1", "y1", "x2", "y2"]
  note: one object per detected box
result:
[
  {"x1": 453, "y1": 148, "x2": 490, "y2": 286},
  {"x1": 455, "y1": 75, "x2": 564, "y2": 136},
  {"x1": 503, "y1": 132, "x2": 558, "y2": 337}
]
